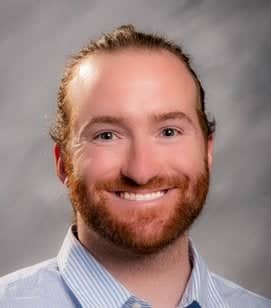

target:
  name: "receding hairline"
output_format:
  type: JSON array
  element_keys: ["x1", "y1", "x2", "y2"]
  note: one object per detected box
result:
[
  {"x1": 67, "y1": 46, "x2": 202, "y2": 111},
  {"x1": 70, "y1": 47, "x2": 190, "y2": 79}
]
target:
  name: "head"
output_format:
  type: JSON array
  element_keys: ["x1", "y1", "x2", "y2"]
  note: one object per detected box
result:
[{"x1": 50, "y1": 25, "x2": 216, "y2": 255}]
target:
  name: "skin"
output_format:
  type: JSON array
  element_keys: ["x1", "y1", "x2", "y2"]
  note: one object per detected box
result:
[{"x1": 54, "y1": 49, "x2": 213, "y2": 308}]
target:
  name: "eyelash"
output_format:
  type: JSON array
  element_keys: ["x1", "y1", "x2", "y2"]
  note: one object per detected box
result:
[
  {"x1": 160, "y1": 127, "x2": 183, "y2": 137},
  {"x1": 93, "y1": 127, "x2": 183, "y2": 141},
  {"x1": 93, "y1": 131, "x2": 119, "y2": 141}
]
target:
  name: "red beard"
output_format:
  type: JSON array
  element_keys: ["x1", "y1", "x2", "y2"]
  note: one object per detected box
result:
[{"x1": 66, "y1": 159, "x2": 209, "y2": 255}]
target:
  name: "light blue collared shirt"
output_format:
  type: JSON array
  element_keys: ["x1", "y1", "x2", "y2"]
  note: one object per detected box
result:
[{"x1": 0, "y1": 225, "x2": 270, "y2": 308}]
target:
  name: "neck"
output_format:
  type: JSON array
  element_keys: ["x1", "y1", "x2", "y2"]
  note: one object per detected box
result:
[{"x1": 76, "y1": 218, "x2": 192, "y2": 308}]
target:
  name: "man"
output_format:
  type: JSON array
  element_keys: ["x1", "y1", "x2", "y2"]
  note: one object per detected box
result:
[{"x1": 0, "y1": 25, "x2": 270, "y2": 308}]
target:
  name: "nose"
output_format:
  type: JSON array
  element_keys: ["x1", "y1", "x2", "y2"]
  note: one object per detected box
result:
[{"x1": 121, "y1": 139, "x2": 160, "y2": 185}]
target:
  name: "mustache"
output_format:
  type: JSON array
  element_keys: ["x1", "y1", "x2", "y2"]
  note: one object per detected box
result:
[{"x1": 93, "y1": 174, "x2": 190, "y2": 192}]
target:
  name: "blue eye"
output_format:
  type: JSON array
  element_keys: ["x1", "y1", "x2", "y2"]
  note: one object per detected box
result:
[{"x1": 161, "y1": 128, "x2": 181, "y2": 137}]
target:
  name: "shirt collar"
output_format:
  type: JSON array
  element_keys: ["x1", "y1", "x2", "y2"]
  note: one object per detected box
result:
[
  {"x1": 57, "y1": 225, "x2": 225, "y2": 308},
  {"x1": 57, "y1": 225, "x2": 134, "y2": 308},
  {"x1": 179, "y1": 242, "x2": 226, "y2": 308}
]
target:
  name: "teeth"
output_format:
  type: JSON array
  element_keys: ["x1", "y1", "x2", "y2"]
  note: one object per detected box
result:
[{"x1": 119, "y1": 191, "x2": 165, "y2": 201}]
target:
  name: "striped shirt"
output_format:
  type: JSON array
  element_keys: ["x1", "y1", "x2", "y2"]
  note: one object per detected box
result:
[{"x1": 0, "y1": 225, "x2": 270, "y2": 308}]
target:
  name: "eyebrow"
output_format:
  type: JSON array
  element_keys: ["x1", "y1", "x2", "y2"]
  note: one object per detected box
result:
[
  {"x1": 152, "y1": 111, "x2": 193, "y2": 124},
  {"x1": 80, "y1": 111, "x2": 193, "y2": 136}
]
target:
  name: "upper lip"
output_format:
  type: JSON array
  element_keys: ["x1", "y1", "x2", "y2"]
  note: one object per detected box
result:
[{"x1": 109, "y1": 188, "x2": 172, "y2": 194}]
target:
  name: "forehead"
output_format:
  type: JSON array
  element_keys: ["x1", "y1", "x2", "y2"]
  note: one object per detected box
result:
[{"x1": 68, "y1": 49, "x2": 199, "y2": 125}]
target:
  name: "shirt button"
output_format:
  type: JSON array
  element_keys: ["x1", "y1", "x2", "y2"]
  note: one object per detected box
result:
[{"x1": 132, "y1": 303, "x2": 142, "y2": 308}]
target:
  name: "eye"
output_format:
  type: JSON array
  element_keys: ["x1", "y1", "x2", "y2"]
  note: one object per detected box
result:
[
  {"x1": 94, "y1": 131, "x2": 117, "y2": 141},
  {"x1": 161, "y1": 127, "x2": 182, "y2": 137}
]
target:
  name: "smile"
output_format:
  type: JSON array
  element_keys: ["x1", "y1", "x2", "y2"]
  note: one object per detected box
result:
[{"x1": 114, "y1": 190, "x2": 169, "y2": 202}]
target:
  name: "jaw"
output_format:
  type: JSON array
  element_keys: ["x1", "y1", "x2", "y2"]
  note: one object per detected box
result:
[{"x1": 96, "y1": 188, "x2": 182, "y2": 250}]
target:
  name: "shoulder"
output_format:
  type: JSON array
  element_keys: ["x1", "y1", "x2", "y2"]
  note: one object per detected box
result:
[
  {"x1": 0, "y1": 258, "x2": 58, "y2": 291},
  {"x1": 0, "y1": 258, "x2": 73, "y2": 307},
  {"x1": 210, "y1": 272, "x2": 271, "y2": 308}
]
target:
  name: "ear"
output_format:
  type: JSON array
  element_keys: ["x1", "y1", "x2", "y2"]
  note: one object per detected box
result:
[
  {"x1": 207, "y1": 134, "x2": 214, "y2": 171},
  {"x1": 54, "y1": 143, "x2": 67, "y2": 184}
]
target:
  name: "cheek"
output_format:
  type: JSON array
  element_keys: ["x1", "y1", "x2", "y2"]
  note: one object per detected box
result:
[
  {"x1": 73, "y1": 146, "x2": 124, "y2": 181},
  {"x1": 166, "y1": 140, "x2": 207, "y2": 175}
]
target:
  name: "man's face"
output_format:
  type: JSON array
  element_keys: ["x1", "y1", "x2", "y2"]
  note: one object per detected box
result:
[{"x1": 58, "y1": 49, "x2": 213, "y2": 255}]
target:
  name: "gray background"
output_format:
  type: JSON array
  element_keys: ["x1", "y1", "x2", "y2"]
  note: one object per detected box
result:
[{"x1": 0, "y1": 0, "x2": 270, "y2": 298}]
